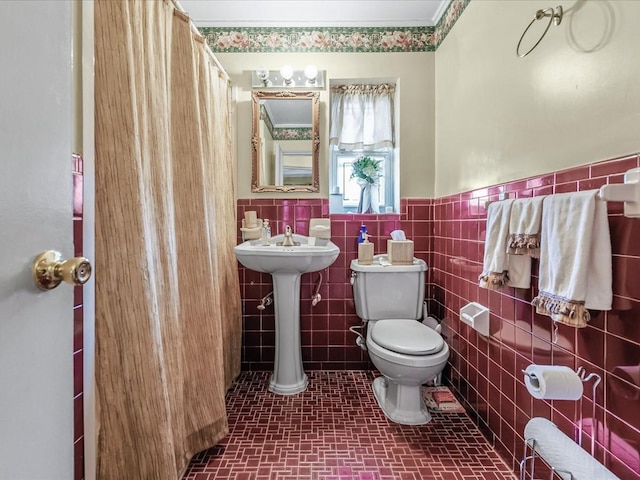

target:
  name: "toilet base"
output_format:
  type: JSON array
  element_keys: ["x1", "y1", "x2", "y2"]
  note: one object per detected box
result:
[{"x1": 372, "y1": 376, "x2": 432, "y2": 425}]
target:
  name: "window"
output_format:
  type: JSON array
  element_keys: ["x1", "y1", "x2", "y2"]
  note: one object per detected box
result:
[
  {"x1": 330, "y1": 147, "x2": 394, "y2": 213},
  {"x1": 329, "y1": 82, "x2": 397, "y2": 213}
]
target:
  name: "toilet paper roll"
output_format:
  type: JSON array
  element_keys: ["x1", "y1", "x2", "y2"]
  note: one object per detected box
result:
[
  {"x1": 524, "y1": 418, "x2": 620, "y2": 480},
  {"x1": 244, "y1": 210, "x2": 258, "y2": 228},
  {"x1": 524, "y1": 365, "x2": 583, "y2": 400},
  {"x1": 422, "y1": 315, "x2": 441, "y2": 333}
]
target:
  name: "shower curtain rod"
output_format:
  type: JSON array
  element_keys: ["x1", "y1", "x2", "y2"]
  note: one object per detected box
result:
[{"x1": 171, "y1": 0, "x2": 230, "y2": 82}]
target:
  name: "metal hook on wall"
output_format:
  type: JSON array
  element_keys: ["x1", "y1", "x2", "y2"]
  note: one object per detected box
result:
[{"x1": 517, "y1": 5, "x2": 564, "y2": 57}]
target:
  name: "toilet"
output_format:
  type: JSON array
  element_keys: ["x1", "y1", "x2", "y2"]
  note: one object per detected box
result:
[{"x1": 350, "y1": 255, "x2": 450, "y2": 425}]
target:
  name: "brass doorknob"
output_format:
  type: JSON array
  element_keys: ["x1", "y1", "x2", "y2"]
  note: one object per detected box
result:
[{"x1": 32, "y1": 250, "x2": 92, "y2": 290}]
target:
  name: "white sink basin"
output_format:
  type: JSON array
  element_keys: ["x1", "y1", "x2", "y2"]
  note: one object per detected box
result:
[
  {"x1": 234, "y1": 233, "x2": 340, "y2": 395},
  {"x1": 234, "y1": 234, "x2": 339, "y2": 274}
]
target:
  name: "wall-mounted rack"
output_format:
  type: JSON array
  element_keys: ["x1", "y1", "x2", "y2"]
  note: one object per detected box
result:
[
  {"x1": 516, "y1": 6, "x2": 564, "y2": 58},
  {"x1": 482, "y1": 168, "x2": 640, "y2": 218},
  {"x1": 598, "y1": 167, "x2": 640, "y2": 218},
  {"x1": 575, "y1": 366, "x2": 601, "y2": 456},
  {"x1": 519, "y1": 367, "x2": 616, "y2": 480},
  {"x1": 484, "y1": 192, "x2": 509, "y2": 209}
]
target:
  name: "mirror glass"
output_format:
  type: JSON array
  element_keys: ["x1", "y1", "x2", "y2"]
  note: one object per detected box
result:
[{"x1": 252, "y1": 91, "x2": 319, "y2": 192}]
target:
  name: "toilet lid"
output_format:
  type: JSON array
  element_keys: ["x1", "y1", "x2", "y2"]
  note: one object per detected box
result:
[{"x1": 370, "y1": 319, "x2": 444, "y2": 355}]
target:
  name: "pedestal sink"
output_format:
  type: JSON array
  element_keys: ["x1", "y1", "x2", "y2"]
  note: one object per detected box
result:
[{"x1": 234, "y1": 233, "x2": 339, "y2": 394}]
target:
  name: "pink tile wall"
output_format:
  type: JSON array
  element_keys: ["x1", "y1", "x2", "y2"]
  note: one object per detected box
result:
[
  {"x1": 235, "y1": 153, "x2": 640, "y2": 479},
  {"x1": 432, "y1": 154, "x2": 640, "y2": 479},
  {"x1": 72, "y1": 153, "x2": 84, "y2": 480},
  {"x1": 236, "y1": 198, "x2": 432, "y2": 370}
]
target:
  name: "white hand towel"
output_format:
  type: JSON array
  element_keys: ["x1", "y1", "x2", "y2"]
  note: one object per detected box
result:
[
  {"x1": 479, "y1": 199, "x2": 514, "y2": 289},
  {"x1": 504, "y1": 197, "x2": 545, "y2": 290},
  {"x1": 531, "y1": 190, "x2": 612, "y2": 327},
  {"x1": 508, "y1": 196, "x2": 545, "y2": 257},
  {"x1": 507, "y1": 254, "x2": 531, "y2": 289}
]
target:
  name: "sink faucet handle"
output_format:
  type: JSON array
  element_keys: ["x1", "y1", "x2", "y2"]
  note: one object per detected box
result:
[{"x1": 280, "y1": 225, "x2": 297, "y2": 246}]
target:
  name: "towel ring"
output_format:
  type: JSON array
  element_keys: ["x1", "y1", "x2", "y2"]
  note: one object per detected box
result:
[{"x1": 516, "y1": 6, "x2": 563, "y2": 58}]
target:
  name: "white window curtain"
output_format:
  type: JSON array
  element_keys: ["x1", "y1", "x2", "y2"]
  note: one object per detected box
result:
[{"x1": 329, "y1": 84, "x2": 395, "y2": 151}]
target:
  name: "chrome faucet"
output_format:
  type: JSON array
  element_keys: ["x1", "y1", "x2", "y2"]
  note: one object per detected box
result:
[{"x1": 281, "y1": 225, "x2": 296, "y2": 246}]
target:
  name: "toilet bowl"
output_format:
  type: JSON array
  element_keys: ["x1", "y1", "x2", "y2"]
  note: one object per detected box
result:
[
  {"x1": 350, "y1": 256, "x2": 450, "y2": 425},
  {"x1": 367, "y1": 319, "x2": 449, "y2": 425}
]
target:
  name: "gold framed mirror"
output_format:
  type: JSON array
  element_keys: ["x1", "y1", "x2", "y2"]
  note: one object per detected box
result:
[{"x1": 251, "y1": 90, "x2": 319, "y2": 193}]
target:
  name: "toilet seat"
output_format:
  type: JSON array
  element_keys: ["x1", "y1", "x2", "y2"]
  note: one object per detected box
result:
[
  {"x1": 370, "y1": 319, "x2": 443, "y2": 355},
  {"x1": 366, "y1": 321, "x2": 448, "y2": 368}
]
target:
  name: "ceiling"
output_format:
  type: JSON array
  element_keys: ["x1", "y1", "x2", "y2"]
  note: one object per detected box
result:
[
  {"x1": 179, "y1": 0, "x2": 452, "y2": 28},
  {"x1": 263, "y1": 98, "x2": 312, "y2": 128}
]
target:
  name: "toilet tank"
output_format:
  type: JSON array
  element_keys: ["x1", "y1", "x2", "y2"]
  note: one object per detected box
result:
[{"x1": 350, "y1": 255, "x2": 427, "y2": 321}]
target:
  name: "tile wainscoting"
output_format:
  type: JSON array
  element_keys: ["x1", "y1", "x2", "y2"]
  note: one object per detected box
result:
[
  {"x1": 236, "y1": 197, "x2": 432, "y2": 371},
  {"x1": 236, "y1": 152, "x2": 640, "y2": 479},
  {"x1": 432, "y1": 153, "x2": 640, "y2": 479}
]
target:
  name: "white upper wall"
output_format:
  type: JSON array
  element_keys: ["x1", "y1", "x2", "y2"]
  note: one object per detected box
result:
[{"x1": 435, "y1": 0, "x2": 640, "y2": 197}]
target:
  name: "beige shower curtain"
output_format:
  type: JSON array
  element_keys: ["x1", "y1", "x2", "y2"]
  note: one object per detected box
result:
[{"x1": 94, "y1": 1, "x2": 241, "y2": 478}]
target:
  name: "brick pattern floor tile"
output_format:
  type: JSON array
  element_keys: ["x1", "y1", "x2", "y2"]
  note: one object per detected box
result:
[{"x1": 182, "y1": 371, "x2": 516, "y2": 480}]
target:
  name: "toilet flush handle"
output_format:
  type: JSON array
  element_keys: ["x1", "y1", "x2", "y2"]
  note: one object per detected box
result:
[{"x1": 350, "y1": 271, "x2": 357, "y2": 285}]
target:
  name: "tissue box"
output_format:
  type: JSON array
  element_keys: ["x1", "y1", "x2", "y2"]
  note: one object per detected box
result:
[
  {"x1": 387, "y1": 240, "x2": 414, "y2": 265},
  {"x1": 309, "y1": 218, "x2": 331, "y2": 239},
  {"x1": 358, "y1": 241, "x2": 374, "y2": 265}
]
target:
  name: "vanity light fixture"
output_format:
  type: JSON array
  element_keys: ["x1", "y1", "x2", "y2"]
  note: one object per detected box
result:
[{"x1": 251, "y1": 65, "x2": 325, "y2": 89}]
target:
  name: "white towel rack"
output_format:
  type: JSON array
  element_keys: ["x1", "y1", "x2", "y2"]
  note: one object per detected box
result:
[
  {"x1": 598, "y1": 167, "x2": 640, "y2": 218},
  {"x1": 482, "y1": 168, "x2": 640, "y2": 217}
]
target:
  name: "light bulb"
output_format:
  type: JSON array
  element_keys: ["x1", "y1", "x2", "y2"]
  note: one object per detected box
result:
[
  {"x1": 304, "y1": 65, "x2": 318, "y2": 83},
  {"x1": 256, "y1": 67, "x2": 269, "y2": 80},
  {"x1": 255, "y1": 67, "x2": 271, "y2": 87},
  {"x1": 280, "y1": 65, "x2": 294, "y2": 86}
]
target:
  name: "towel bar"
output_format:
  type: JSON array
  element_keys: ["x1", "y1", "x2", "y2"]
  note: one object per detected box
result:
[
  {"x1": 598, "y1": 167, "x2": 640, "y2": 218},
  {"x1": 483, "y1": 192, "x2": 509, "y2": 209},
  {"x1": 483, "y1": 168, "x2": 640, "y2": 218}
]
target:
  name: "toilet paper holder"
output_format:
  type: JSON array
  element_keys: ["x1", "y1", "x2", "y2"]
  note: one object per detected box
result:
[
  {"x1": 519, "y1": 366, "x2": 604, "y2": 480},
  {"x1": 521, "y1": 366, "x2": 601, "y2": 455},
  {"x1": 459, "y1": 302, "x2": 490, "y2": 336}
]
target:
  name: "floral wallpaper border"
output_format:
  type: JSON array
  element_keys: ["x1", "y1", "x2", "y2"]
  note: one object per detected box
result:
[
  {"x1": 273, "y1": 128, "x2": 312, "y2": 141},
  {"x1": 200, "y1": 0, "x2": 469, "y2": 53},
  {"x1": 261, "y1": 104, "x2": 312, "y2": 140}
]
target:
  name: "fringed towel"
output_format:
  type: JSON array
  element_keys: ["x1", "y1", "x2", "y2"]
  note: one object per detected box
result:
[
  {"x1": 531, "y1": 190, "x2": 612, "y2": 327},
  {"x1": 508, "y1": 197, "x2": 545, "y2": 257},
  {"x1": 505, "y1": 196, "x2": 545, "y2": 289},
  {"x1": 480, "y1": 199, "x2": 514, "y2": 289}
]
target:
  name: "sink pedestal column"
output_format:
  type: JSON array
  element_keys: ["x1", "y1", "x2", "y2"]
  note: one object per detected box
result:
[{"x1": 269, "y1": 272, "x2": 307, "y2": 394}]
